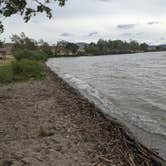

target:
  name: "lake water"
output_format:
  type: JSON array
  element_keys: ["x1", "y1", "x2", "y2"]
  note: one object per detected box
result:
[{"x1": 46, "y1": 51, "x2": 166, "y2": 158}]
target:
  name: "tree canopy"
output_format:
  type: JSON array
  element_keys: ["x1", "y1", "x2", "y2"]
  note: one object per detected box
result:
[
  {"x1": 11, "y1": 32, "x2": 37, "y2": 50},
  {"x1": 0, "y1": 39, "x2": 4, "y2": 47},
  {"x1": 85, "y1": 39, "x2": 149, "y2": 55},
  {"x1": 65, "y1": 42, "x2": 79, "y2": 54},
  {"x1": 0, "y1": 0, "x2": 67, "y2": 33}
]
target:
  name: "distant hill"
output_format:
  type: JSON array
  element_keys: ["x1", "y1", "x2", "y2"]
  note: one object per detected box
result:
[
  {"x1": 148, "y1": 44, "x2": 166, "y2": 51},
  {"x1": 159, "y1": 44, "x2": 166, "y2": 49}
]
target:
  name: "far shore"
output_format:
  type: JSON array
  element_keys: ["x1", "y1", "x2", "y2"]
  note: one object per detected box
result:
[{"x1": 54, "y1": 50, "x2": 166, "y2": 58}]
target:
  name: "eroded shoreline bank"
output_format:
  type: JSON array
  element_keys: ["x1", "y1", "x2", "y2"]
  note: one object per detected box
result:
[{"x1": 0, "y1": 68, "x2": 165, "y2": 166}]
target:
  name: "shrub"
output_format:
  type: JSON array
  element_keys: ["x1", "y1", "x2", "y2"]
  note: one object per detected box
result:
[
  {"x1": 0, "y1": 65, "x2": 13, "y2": 83},
  {"x1": 0, "y1": 60, "x2": 45, "y2": 84},
  {"x1": 13, "y1": 49, "x2": 48, "y2": 61},
  {"x1": 12, "y1": 59, "x2": 45, "y2": 80}
]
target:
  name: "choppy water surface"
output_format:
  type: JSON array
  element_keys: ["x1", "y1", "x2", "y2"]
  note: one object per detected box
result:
[{"x1": 47, "y1": 52, "x2": 166, "y2": 155}]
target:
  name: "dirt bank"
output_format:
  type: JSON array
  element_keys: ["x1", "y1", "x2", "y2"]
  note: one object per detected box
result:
[{"x1": 0, "y1": 69, "x2": 165, "y2": 166}]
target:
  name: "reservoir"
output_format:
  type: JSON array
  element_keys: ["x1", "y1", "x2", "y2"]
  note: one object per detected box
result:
[{"x1": 47, "y1": 51, "x2": 166, "y2": 159}]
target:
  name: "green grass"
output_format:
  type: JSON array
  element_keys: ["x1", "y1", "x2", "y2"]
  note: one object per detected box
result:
[
  {"x1": 0, "y1": 49, "x2": 50, "y2": 84},
  {"x1": 0, "y1": 59, "x2": 45, "y2": 84},
  {"x1": 0, "y1": 64, "x2": 13, "y2": 83},
  {"x1": 12, "y1": 59, "x2": 45, "y2": 80},
  {"x1": 13, "y1": 49, "x2": 55, "y2": 62}
]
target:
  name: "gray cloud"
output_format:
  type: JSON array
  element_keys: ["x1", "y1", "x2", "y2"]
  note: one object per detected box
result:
[
  {"x1": 121, "y1": 32, "x2": 144, "y2": 37},
  {"x1": 60, "y1": 33, "x2": 73, "y2": 37},
  {"x1": 98, "y1": 0, "x2": 112, "y2": 2},
  {"x1": 120, "y1": 33, "x2": 132, "y2": 37},
  {"x1": 160, "y1": 37, "x2": 165, "y2": 40},
  {"x1": 88, "y1": 32, "x2": 98, "y2": 37},
  {"x1": 147, "y1": 21, "x2": 160, "y2": 25},
  {"x1": 31, "y1": 20, "x2": 40, "y2": 24},
  {"x1": 117, "y1": 24, "x2": 135, "y2": 30},
  {"x1": 135, "y1": 32, "x2": 144, "y2": 36}
]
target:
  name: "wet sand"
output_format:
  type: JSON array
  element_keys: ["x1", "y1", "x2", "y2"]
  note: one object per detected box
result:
[{"x1": 0, "y1": 69, "x2": 165, "y2": 166}]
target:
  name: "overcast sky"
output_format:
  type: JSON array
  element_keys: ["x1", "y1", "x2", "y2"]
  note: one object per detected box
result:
[{"x1": 1, "y1": 0, "x2": 166, "y2": 44}]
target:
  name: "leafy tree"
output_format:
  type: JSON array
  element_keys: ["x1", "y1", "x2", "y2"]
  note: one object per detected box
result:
[
  {"x1": 11, "y1": 32, "x2": 37, "y2": 50},
  {"x1": 38, "y1": 39, "x2": 53, "y2": 55},
  {"x1": 85, "y1": 42, "x2": 100, "y2": 55},
  {"x1": 129, "y1": 40, "x2": 139, "y2": 51},
  {"x1": 65, "y1": 42, "x2": 79, "y2": 54},
  {"x1": 0, "y1": 0, "x2": 67, "y2": 33},
  {"x1": 140, "y1": 43, "x2": 148, "y2": 51},
  {"x1": 85, "y1": 39, "x2": 149, "y2": 55},
  {"x1": 97, "y1": 39, "x2": 109, "y2": 54},
  {"x1": 55, "y1": 41, "x2": 79, "y2": 55},
  {"x1": 156, "y1": 46, "x2": 162, "y2": 50},
  {"x1": 0, "y1": 40, "x2": 4, "y2": 47},
  {"x1": 55, "y1": 41, "x2": 68, "y2": 55},
  {"x1": 112, "y1": 40, "x2": 124, "y2": 50}
]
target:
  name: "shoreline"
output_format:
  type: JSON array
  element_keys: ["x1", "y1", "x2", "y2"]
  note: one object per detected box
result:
[
  {"x1": 46, "y1": 56, "x2": 166, "y2": 161},
  {"x1": 54, "y1": 50, "x2": 166, "y2": 58},
  {"x1": 46, "y1": 66, "x2": 166, "y2": 165},
  {"x1": 0, "y1": 67, "x2": 165, "y2": 165}
]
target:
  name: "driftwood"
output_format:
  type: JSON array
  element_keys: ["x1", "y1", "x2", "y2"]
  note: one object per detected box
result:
[{"x1": 91, "y1": 108, "x2": 166, "y2": 166}]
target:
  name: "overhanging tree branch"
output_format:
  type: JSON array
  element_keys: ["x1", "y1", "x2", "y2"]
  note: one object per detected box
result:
[{"x1": 0, "y1": 0, "x2": 67, "y2": 33}]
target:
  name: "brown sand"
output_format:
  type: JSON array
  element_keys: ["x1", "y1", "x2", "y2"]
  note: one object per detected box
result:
[{"x1": 0, "y1": 69, "x2": 165, "y2": 166}]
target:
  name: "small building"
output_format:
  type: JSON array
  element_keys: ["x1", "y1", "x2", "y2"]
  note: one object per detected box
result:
[{"x1": 0, "y1": 48, "x2": 6, "y2": 59}]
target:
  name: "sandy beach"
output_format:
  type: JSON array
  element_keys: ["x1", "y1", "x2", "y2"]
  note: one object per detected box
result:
[{"x1": 0, "y1": 68, "x2": 165, "y2": 166}]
